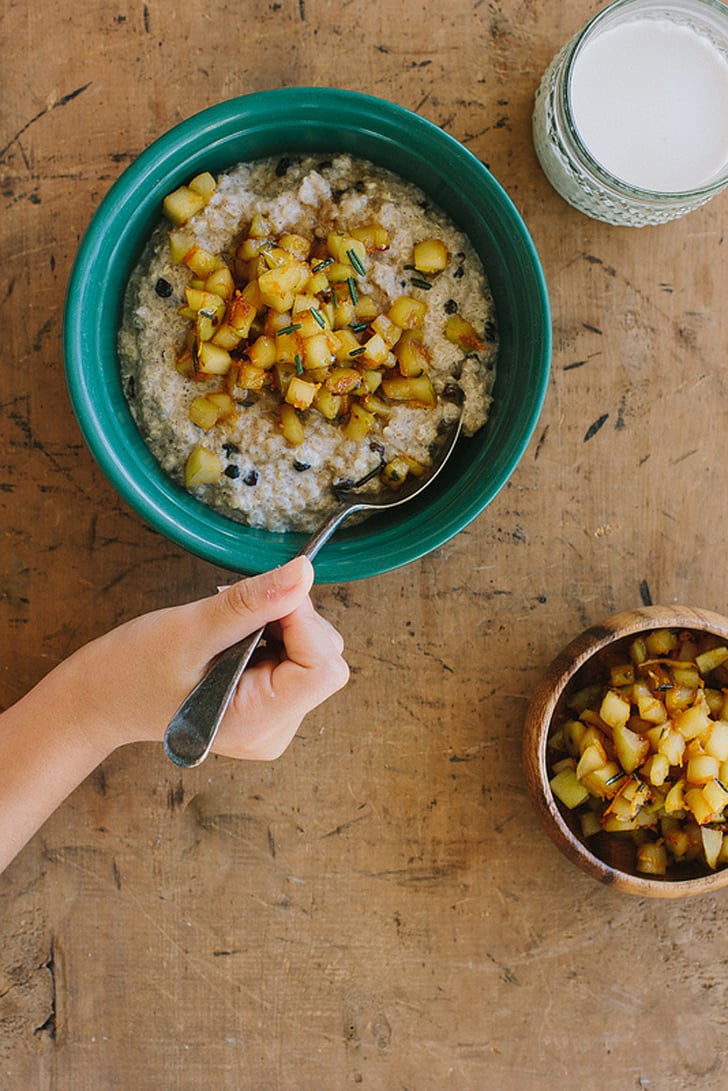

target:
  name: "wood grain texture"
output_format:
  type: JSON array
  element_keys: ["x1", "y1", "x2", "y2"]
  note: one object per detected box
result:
[{"x1": 2, "y1": 1, "x2": 728, "y2": 1088}]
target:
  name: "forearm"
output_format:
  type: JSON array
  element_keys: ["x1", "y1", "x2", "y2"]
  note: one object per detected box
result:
[{"x1": 0, "y1": 671, "x2": 112, "y2": 874}]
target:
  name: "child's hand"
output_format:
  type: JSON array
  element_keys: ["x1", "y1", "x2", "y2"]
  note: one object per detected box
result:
[
  {"x1": 0, "y1": 557, "x2": 348, "y2": 873},
  {"x1": 53, "y1": 556, "x2": 349, "y2": 762}
]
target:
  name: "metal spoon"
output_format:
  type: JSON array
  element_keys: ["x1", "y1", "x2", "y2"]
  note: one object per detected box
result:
[{"x1": 163, "y1": 415, "x2": 462, "y2": 767}]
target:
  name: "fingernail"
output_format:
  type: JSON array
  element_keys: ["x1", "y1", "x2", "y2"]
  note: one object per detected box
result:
[{"x1": 273, "y1": 555, "x2": 310, "y2": 591}]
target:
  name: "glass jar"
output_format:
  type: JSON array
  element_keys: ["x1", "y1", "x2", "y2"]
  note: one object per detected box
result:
[{"x1": 532, "y1": 0, "x2": 728, "y2": 226}]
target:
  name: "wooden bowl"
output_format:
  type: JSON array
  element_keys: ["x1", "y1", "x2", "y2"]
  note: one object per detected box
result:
[{"x1": 523, "y1": 605, "x2": 728, "y2": 898}]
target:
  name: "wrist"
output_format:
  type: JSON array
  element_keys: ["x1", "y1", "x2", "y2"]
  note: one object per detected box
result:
[{"x1": 30, "y1": 654, "x2": 125, "y2": 763}]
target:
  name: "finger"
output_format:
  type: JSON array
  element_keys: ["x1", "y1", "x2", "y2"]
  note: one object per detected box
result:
[
  {"x1": 263, "y1": 606, "x2": 344, "y2": 658},
  {"x1": 277, "y1": 597, "x2": 347, "y2": 668},
  {"x1": 252, "y1": 601, "x2": 350, "y2": 720},
  {"x1": 214, "y1": 600, "x2": 349, "y2": 760},
  {"x1": 184, "y1": 556, "x2": 315, "y2": 662}
]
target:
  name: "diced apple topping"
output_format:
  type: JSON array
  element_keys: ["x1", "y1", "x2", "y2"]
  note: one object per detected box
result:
[
  {"x1": 163, "y1": 186, "x2": 206, "y2": 227},
  {"x1": 444, "y1": 313, "x2": 486, "y2": 351},
  {"x1": 350, "y1": 222, "x2": 390, "y2": 252},
  {"x1": 184, "y1": 445, "x2": 223, "y2": 487},
  {"x1": 159, "y1": 170, "x2": 491, "y2": 485},
  {"x1": 188, "y1": 172, "x2": 217, "y2": 200},
  {"x1": 387, "y1": 295, "x2": 427, "y2": 330},
  {"x1": 547, "y1": 626, "x2": 728, "y2": 876},
  {"x1": 413, "y1": 238, "x2": 448, "y2": 274},
  {"x1": 279, "y1": 403, "x2": 305, "y2": 446}
]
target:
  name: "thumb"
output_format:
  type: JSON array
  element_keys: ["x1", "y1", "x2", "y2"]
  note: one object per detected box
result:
[{"x1": 190, "y1": 556, "x2": 315, "y2": 658}]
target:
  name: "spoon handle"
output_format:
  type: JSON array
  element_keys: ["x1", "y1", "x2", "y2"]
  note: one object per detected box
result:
[
  {"x1": 163, "y1": 500, "x2": 357, "y2": 767},
  {"x1": 163, "y1": 626, "x2": 265, "y2": 767}
]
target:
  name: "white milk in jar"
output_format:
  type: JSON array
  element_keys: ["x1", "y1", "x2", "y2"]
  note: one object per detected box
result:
[{"x1": 532, "y1": 0, "x2": 728, "y2": 225}]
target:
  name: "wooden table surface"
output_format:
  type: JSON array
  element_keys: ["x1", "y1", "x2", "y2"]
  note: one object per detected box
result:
[{"x1": 2, "y1": 2, "x2": 727, "y2": 1088}]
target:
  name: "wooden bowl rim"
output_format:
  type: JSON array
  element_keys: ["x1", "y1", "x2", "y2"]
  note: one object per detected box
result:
[{"x1": 523, "y1": 605, "x2": 728, "y2": 898}]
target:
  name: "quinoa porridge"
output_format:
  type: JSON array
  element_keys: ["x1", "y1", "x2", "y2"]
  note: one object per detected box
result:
[{"x1": 119, "y1": 154, "x2": 497, "y2": 532}]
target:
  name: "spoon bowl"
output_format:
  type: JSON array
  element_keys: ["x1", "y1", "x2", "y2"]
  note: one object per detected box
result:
[{"x1": 303, "y1": 416, "x2": 463, "y2": 562}]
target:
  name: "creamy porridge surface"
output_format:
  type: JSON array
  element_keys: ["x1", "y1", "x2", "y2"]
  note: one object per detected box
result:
[{"x1": 119, "y1": 154, "x2": 497, "y2": 532}]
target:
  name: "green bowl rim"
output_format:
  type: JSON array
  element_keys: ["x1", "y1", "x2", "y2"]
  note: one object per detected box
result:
[{"x1": 63, "y1": 88, "x2": 551, "y2": 582}]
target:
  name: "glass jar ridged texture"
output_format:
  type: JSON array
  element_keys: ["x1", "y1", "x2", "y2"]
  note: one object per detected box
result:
[{"x1": 532, "y1": 0, "x2": 728, "y2": 227}]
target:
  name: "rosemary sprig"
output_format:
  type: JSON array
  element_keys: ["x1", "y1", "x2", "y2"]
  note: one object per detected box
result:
[
  {"x1": 310, "y1": 307, "x2": 326, "y2": 328},
  {"x1": 605, "y1": 771, "x2": 626, "y2": 787},
  {"x1": 277, "y1": 322, "x2": 302, "y2": 336},
  {"x1": 348, "y1": 346, "x2": 367, "y2": 358},
  {"x1": 346, "y1": 248, "x2": 366, "y2": 276},
  {"x1": 347, "y1": 276, "x2": 359, "y2": 305},
  {"x1": 410, "y1": 276, "x2": 433, "y2": 291},
  {"x1": 312, "y1": 257, "x2": 334, "y2": 273}
]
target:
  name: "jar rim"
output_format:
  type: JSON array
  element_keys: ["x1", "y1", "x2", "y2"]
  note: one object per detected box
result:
[{"x1": 559, "y1": 0, "x2": 728, "y2": 203}]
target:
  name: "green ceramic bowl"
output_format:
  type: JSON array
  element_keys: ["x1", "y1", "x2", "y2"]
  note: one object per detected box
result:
[{"x1": 63, "y1": 88, "x2": 551, "y2": 582}]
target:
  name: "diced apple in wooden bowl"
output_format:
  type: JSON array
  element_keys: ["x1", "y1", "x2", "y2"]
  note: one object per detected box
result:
[{"x1": 523, "y1": 606, "x2": 728, "y2": 897}]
